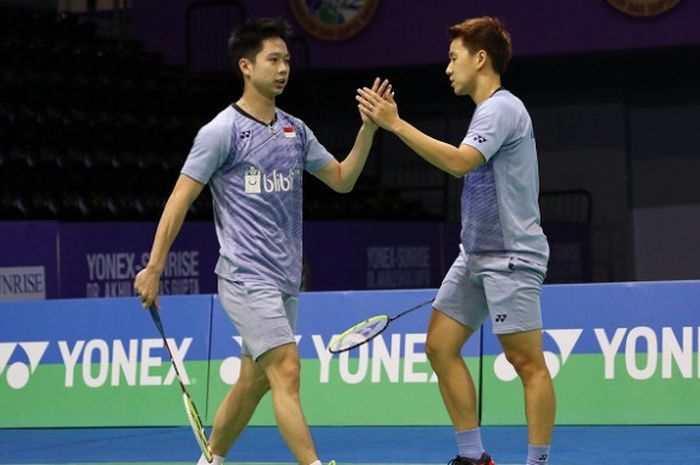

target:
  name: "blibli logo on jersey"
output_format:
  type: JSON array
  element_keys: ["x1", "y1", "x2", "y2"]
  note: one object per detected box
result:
[
  {"x1": 244, "y1": 167, "x2": 261, "y2": 193},
  {"x1": 244, "y1": 167, "x2": 297, "y2": 194}
]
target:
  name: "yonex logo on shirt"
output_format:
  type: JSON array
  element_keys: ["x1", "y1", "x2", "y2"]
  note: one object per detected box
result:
[
  {"x1": 472, "y1": 134, "x2": 487, "y2": 143},
  {"x1": 240, "y1": 130, "x2": 251, "y2": 139},
  {"x1": 244, "y1": 167, "x2": 297, "y2": 194}
]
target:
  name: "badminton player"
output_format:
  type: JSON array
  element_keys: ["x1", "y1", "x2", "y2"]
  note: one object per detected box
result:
[
  {"x1": 357, "y1": 16, "x2": 555, "y2": 465},
  {"x1": 135, "y1": 17, "x2": 387, "y2": 465}
]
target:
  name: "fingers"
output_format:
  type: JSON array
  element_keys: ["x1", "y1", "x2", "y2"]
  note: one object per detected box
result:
[
  {"x1": 355, "y1": 92, "x2": 375, "y2": 113},
  {"x1": 357, "y1": 87, "x2": 381, "y2": 105},
  {"x1": 370, "y1": 76, "x2": 381, "y2": 92}
]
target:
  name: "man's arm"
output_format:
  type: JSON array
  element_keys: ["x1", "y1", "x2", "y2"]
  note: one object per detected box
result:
[
  {"x1": 313, "y1": 122, "x2": 377, "y2": 193},
  {"x1": 392, "y1": 120, "x2": 484, "y2": 177},
  {"x1": 357, "y1": 87, "x2": 485, "y2": 178},
  {"x1": 134, "y1": 174, "x2": 205, "y2": 308}
]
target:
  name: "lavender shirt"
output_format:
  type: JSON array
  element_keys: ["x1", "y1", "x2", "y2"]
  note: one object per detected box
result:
[{"x1": 181, "y1": 104, "x2": 334, "y2": 294}]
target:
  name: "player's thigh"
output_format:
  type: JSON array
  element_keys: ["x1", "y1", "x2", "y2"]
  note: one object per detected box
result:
[
  {"x1": 218, "y1": 277, "x2": 297, "y2": 361},
  {"x1": 237, "y1": 354, "x2": 270, "y2": 391},
  {"x1": 433, "y1": 253, "x2": 489, "y2": 332},
  {"x1": 426, "y1": 309, "x2": 476, "y2": 356}
]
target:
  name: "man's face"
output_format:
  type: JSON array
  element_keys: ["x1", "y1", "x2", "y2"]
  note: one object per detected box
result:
[
  {"x1": 243, "y1": 37, "x2": 290, "y2": 97},
  {"x1": 445, "y1": 38, "x2": 478, "y2": 96}
]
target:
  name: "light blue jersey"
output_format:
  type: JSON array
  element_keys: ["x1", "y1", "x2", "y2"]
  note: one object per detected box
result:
[
  {"x1": 181, "y1": 104, "x2": 334, "y2": 294},
  {"x1": 460, "y1": 89, "x2": 549, "y2": 264}
]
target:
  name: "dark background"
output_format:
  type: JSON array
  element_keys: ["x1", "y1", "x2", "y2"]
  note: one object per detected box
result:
[{"x1": 2, "y1": 0, "x2": 699, "y2": 286}]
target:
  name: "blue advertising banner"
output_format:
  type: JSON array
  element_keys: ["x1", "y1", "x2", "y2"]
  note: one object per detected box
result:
[
  {"x1": 0, "y1": 295, "x2": 212, "y2": 427},
  {"x1": 480, "y1": 280, "x2": 700, "y2": 424},
  {"x1": 0, "y1": 221, "x2": 59, "y2": 300},
  {"x1": 58, "y1": 222, "x2": 219, "y2": 298}
]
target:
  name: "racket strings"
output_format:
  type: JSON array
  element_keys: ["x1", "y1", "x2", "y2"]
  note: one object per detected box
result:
[{"x1": 329, "y1": 315, "x2": 390, "y2": 353}]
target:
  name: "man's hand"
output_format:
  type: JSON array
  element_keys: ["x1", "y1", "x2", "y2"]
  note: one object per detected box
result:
[
  {"x1": 134, "y1": 266, "x2": 161, "y2": 309},
  {"x1": 356, "y1": 80, "x2": 399, "y2": 132},
  {"x1": 358, "y1": 77, "x2": 393, "y2": 132}
]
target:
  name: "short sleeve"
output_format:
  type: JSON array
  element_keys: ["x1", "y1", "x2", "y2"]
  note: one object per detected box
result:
[
  {"x1": 299, "y1": 122, "x2": 334, "y2": 174},
  {"x1": 462, "y1": 98, "x2": 515, "y2": 161},
  {"x1": 180, "y1": 122, "x2": 232, "y2": 184}
]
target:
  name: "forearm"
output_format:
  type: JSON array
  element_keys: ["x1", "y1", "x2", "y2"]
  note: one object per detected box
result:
[
  {"x1": 334, "y1": 123, "x2": 376, "y2": 192},
  {"x1": 145, "y1": 195, "x2": 189, "y2": 273},
  {"x1": 392, "y1": 119, "x2": 476, "y2": 177}
]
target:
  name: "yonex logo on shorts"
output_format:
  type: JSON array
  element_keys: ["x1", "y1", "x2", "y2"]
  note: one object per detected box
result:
[
  {"x1": 495, "y1": 314, "x2": 507, "y2": 323},
  {"x1": 0, "y1": 341, "x2": 49, "y2": 389}
]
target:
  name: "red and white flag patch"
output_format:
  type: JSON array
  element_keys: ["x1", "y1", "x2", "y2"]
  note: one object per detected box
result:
[{"x1": 283, "y1": 126, "x2": 296, "y2": 138}]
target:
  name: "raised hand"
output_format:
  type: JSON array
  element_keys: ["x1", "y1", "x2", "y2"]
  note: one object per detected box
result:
[
  {"x1": 358, "y1": 77, "x2": 393, "y2": 130},
  {"x1": 356, "y1": 79, "x2": 399, "y2": 132}
]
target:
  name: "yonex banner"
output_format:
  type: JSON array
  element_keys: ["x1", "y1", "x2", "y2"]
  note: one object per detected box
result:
[
  {"x1": 58, "y1": 222, "x2": 219, "y2": 298},
  {"x1": 0, "y1": 295, "x2": 211, "y2": 427},
  {"x1": 481, "y1": 280, "x2": 700, "y2": 425},
  {"x1": 1, "y1": 282, "x2": 698, "y2": 427},
  {"x1": 304, "y1": 221, "x2": 448, "y2": 291}
]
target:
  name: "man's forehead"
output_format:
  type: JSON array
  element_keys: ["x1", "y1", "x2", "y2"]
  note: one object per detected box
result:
[
  {"x1": 449, "y1": 38, "x2": 468, "y2": 54},
  {"x1": 260, "y1": 37, "x2": 289, "y2": 54}
]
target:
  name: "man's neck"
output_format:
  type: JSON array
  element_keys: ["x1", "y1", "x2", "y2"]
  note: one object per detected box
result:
[
  {"x1": 238, "y1": 89, "x2": 276, "y2": 122},
  {"x1": 472, "y1": 76, "x2": 503, "y2": 105}
]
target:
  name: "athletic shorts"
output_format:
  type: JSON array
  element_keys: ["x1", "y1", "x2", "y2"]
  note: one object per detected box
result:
[
  {"x1": 433, "y1": 251, "x2": 547, "y2": 335},
  {"x1": 217, "y1": 277, "x2": 298, "y2": 360}
]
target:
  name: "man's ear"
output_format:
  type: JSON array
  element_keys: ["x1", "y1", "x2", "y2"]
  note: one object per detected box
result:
[
  {"x1": 475, "y1": 49, "x2": 488, "y2": 70},
  {"x1": 238, "y1": 58, "x2": 252, "y2": 78}
]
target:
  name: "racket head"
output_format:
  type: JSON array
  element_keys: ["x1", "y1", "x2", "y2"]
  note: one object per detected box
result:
[
  {"x1": 182, "y1": 392, "x2": 213, "y2": 462},
  {"x1": 328, "y1": 314, "x2": 390, "y2": 353}
]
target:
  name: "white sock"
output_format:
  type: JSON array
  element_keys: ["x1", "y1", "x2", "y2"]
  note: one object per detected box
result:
[
  {"x1": 197, "y1": 453, "x2": 224, "y2": 465},
  {"x1": 308, "y1": 461, "x2": 322, "y2": 465}
]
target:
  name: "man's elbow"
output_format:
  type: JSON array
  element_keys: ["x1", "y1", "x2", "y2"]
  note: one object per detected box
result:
[{"x1": 448, "y1": 164, "x2": 470, "y2": 178}]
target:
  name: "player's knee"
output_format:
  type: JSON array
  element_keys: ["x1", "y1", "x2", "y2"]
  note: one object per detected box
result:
[
  {"x1": 425, "y1": 336, "x2": 455, "y2": 366},
  {"x1": 504, "y1": 350, "x2": 546, "y2": 379}
]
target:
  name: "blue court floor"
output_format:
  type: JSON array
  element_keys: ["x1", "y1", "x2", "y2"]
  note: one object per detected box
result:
[{"x1": 2, "y1": 425, "x2": 700, "y2": 465}]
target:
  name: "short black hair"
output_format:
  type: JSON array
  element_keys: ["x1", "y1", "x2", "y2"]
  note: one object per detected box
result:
[{"x1": 228, "y1": 17, "x2": 292, "y2": 78}]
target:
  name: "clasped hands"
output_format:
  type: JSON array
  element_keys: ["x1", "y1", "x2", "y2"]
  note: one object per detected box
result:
[{"x1": 357, "y1": 77, "x2": 400, "y2": 133}]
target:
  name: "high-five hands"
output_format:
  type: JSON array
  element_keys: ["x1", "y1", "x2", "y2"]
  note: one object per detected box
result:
[
  {"x1": 357, "y1": 78, "x2": 399, "y2": 132},
  {"x1": 358, "y1": 77, "x2": 394, "y2": 131}
]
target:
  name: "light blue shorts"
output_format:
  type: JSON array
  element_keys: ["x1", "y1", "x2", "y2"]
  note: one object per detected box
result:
[
  {"x1": 217, "y1": 277, "x2": 298, "y2": 360},
  {"x1": 433, "y1": 252, "x2": 546, "y2": 335}
]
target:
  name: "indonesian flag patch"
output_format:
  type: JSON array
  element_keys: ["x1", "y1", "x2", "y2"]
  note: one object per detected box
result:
[{"x1": 283, "y1": 126, "x2": 296, "y2": 138}]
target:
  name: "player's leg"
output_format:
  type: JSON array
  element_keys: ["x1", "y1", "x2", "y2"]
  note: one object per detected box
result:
[
  {"x1": 482, "y1": 256, "x2": 554, "y2": 464},
  {"x1": 207, "y1": 354, "x2": 270, "y2": 456},
  {"x1": 258, "y1": 341, "x2": 319, "y2": 465},
  {"x1": 426, "y1": 310, "x2": 478, "y2": 428},
  {"x1": 498, "y1": 329, "x2": 555, "y2": 445},
  {"x1": 427, "y1": 253, "x2": 491, "y2": 464}
]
